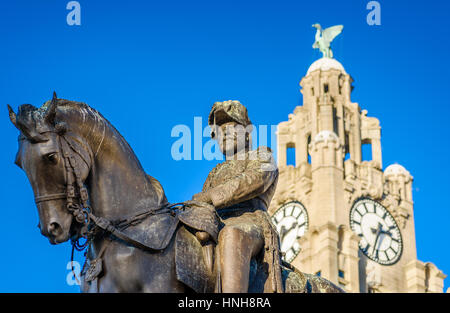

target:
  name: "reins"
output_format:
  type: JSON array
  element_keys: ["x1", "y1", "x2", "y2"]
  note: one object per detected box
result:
[{"x1": 33, "y1": 131, "x2": 184, "y2": 285}]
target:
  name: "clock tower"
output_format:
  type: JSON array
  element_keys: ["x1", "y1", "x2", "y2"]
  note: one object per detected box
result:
[{"x1": 269, "y1": 37, "x2": 446, "y2": 292}]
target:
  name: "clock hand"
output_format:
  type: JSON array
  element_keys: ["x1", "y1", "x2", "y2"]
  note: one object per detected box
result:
[
  {"x1": 372, "y1": 233, "x2": 380, "y2": 256},
  {"x1": 371, "y1": 223, "x2": 383, "y2": 256},
  {"x1": 377, "y1": 222, "x2": 393, "y2": 239},
  {"x1": 280, "y1": 222, "x2": 298, "y2": 243},
  {"x1": 292, "y1": 223, "x2": 300, "y2": 237},
  {"x1": 286, "y1": 222, "x2": 299, "y2": 241},
  {"x1": 280, "y1": 225, "x2": 288, "y2": 242}
]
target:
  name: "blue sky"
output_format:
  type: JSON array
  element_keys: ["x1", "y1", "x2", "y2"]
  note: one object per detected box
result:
[{"x1": 1, "y1": 0, "x2": 449, "y2": 292}]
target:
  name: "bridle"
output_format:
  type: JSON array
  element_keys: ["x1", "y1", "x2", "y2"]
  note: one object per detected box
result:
[
  {"x1": 34, "y1": 134, "x2": 92, "y2": 246},
  {"x1": 32, "y1": 130, "x2": 184, "y2": 284}
]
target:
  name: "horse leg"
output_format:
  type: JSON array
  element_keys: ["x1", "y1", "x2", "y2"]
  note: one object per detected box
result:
[
  {"x1": 139, "y1": 235, "x2": 186, "y2": 293},
  {"x1": 87, "y1": 227, "x2": 187, "y2": 292},
  {"x1": 98, "y1": 242, "x2": 144, "y2": 292},
  {"x1": 97, "y1": 274, "x2": 122, "y2": 293}
]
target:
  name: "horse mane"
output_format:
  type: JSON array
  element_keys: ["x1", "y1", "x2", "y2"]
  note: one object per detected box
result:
[
  {"x1": 14, "y1": 96, "x2": 168, "y2": 207},
  {"x1": 147, "y1": 174, "x2": 168, "y2": 206}
]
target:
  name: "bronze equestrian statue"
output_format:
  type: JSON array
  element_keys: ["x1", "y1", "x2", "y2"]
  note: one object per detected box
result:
[{"x1": 7, "y1": 93, "x2": 342, "y2": 293}]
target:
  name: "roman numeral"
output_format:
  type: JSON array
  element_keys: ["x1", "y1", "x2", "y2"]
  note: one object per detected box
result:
[
  {"x1": 362, "y1": 203, "x2": 368, "y2": 213},
  {"x1": 388, "y1": 246, "x2": 398, "y2": 254}
]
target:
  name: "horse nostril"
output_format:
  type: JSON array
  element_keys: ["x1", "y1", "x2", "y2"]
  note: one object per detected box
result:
[{"x1": 48, "y1": 221, "x2": 62, "y2": 236}]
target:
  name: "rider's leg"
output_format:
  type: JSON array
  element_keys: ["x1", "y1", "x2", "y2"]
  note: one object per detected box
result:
[{"x1": 218, "y1": 224, "x2": 264, "y2": 293}]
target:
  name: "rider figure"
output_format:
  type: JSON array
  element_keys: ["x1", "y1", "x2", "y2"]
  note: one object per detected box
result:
[{"x1": 192, "y1": 100, "x2": 283, "y2": 293}]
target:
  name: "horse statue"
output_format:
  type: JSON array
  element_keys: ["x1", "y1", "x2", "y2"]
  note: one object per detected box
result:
[{"x1": 7, "y1": 93, "x2": 342, "y2": 293}]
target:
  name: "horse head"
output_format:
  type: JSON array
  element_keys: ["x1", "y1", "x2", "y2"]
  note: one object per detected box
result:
[{"x1": 8, "y1": 92, "x2": 92, "y2": 244}]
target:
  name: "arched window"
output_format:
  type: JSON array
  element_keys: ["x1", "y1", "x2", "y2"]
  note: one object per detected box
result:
[
  {"x1": 286, "y1": 143, "x2": 296, "y2": 167},
  {"x1": 362, "y1": 139, "x2": 373, "y2": 161},
  {"x1": 344, "y1": 133, "x2": 351, "y2": 161},
  {"x1": 307, "y1": 134, "x2": 312, "y2": 164},
  {"x1": 333, "y1": 107, "x2": 339, "y2": 136}
]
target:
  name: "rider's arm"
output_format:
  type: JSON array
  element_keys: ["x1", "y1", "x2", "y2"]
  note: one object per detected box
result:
[{"x1": 201, "y1": 147, "x2": 278, "y2": 209}]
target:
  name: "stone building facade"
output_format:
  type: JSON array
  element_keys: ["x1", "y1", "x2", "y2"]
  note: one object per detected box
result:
[{"x1": 268, "y1": 57, "x2": 446, "y2": 293}]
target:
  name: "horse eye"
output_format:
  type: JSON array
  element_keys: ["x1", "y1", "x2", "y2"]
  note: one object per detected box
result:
[{"x1": 45, "y1": 152, "x2": 59, "y2": 164}]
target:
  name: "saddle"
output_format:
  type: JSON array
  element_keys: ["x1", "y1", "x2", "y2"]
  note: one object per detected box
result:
[
  {"x1": 116, "y1": 200, "x2": 221, "y2": 292},
  {"x1": 94, "y1": 200, "x2": 219, "y2": 252},
  {"x1": 174, "y1": 201, "x2": 221, "y2": 293}
]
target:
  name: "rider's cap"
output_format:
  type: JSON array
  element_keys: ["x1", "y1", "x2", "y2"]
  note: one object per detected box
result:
[{"x1": 208, "y1": 100, "x2": 252, "y2": 138}]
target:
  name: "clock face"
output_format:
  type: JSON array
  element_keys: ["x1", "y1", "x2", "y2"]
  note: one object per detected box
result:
[
  {"x1": 271, "y1": 201, "x2": 308, "y2": 263},
  {"x1": 350, "y1": 199, "x2": 403, "y2": 265}
]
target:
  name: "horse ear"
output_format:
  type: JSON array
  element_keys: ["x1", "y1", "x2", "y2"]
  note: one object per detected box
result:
[
  {"x1": 44, "y1": 91, "x2": 58, "y2": 125},
  {"x1": 7, "y1": 104, "x2": 18, "y2": 129}
]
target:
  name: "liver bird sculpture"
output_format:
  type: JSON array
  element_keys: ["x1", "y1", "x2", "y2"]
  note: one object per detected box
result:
[{"x1": 312, "y1": 23, "x2": 343, "y2": 58}]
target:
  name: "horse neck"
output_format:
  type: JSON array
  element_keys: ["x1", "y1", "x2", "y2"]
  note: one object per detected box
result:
[{"x1": 81, "y1": 122, "x2": 160, "y2": 220}]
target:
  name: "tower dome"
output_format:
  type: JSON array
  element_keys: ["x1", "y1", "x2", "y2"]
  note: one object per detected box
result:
[
  {"x1": 384, "y1": 164, "x2": 411, "y2": 178},
  {"x1": 306, "y1": 57, "x2": 346, "y2": 75}
]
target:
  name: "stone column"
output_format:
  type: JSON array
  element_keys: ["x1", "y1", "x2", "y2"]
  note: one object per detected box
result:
[
  {"x1": 318, "y1": 223, "x2": 339, "y2": 284},
  {"x1": 343, "y1": 229, "x2": 361, "y2": 292},
  {"x1": 372, "y1": 138, "x2": 382, "y2": 169},
  {"x1": 404, "y1": 260, "x2": 426, "y2": 292}
]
